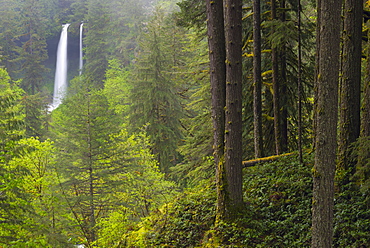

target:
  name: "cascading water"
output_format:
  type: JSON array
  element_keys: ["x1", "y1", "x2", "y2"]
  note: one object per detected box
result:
[
  {"x1": 50, "y1": 23, "x2": 70, "y2": 111},
  {"x1": 79, "y1": 23, "x2": 84, "y2": 75}
]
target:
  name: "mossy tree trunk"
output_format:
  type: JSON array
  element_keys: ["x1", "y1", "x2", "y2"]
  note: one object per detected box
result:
[
  {"x1": 222, "y1": 0, "x2": 244, "y2": 220},
  {"x1": 271, "y1": 0, "x2": 282, "y2": 155},
  {"x1": 338, "y1": 0, "x2": 362, "y2": 174},
  {"x1": 357, "y1": 19, "x2": 370, "y2": 186},
  {"x1": 361, "y1": 9, "x2": 370, "y2": 137},
  {"x1": 205, "y1": 0, "x2": 227, "y2": 220},
  {"x1": 206, "y1": 0, "x2": 244, "y2": 223},
  {"x1": 312, "y1": 0, "x2": 321, "y2": 151},
  {"x1": 311, "y1": 0, "x2": 341, "y2": 246},
  {"x1": 278, "y1": 0, "x2": 288, "y2": 153},
  {"x1": 253, "y1": 0, "x2": 264, "y2": 158},
  {"x1": 297, "y1": 0, "x2": 303, "y2": 163},
  {"x1": 363, "y1": 37, "x2": 370, "y2": 137}
]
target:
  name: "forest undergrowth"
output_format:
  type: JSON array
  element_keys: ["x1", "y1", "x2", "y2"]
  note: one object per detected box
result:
[{"x1": 123, "y1": 154, "x2": 370, "y2": 247}]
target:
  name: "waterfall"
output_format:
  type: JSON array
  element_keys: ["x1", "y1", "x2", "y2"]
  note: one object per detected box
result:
[
  {"x1": 79, "y1": 23, "x2": 84, "y2": 75},
  {"x1": 50, "y1": 23, "x2": 70, "y2": 111}
]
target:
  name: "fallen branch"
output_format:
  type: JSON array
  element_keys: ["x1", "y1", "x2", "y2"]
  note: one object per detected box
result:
[{"x1": 242, "y1": 152, "x2": 296, "y2": 168}]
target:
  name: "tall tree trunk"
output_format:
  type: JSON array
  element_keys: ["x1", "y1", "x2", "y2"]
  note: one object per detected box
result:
[
  {"x1": 311, "y1": 0, "x2": 341, "y2": 247},
  {"x1": 279, "y1": 0, "x2": 288, "y2": 153},
  {"x1": 357, "y1": 24, "x2": 370, "y2": 185},
  {"x1": 297, "y1": 0, "x2": 303, "y2": 163},
  {"x1": 223, "y1": 0, "x2": 244, "y2": 220},
  {"x1": 363, "y1": 32, "x2": 370, "y2": 137},
  {"x1": 253, "y1": 0, "x2": 263, "y2": 158},
  {"x1": 205, "y1": 0, "x2": 227, "y2": 220},
  {"x1": 312, "y1": 0, "x2": 321, "y2": 151},
  {"x1": 87, "y1": 98, "x2": 96, "y2": 244},
  {"x1": 338, "y1": 0, "x2": 362, "y2": 173},
  {"x1": 271, "y1": 0, "x2": 281, "y2": 155}
]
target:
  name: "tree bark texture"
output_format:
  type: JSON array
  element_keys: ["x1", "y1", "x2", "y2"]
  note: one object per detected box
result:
[
  {"x1": 223, "y1": 0, "x2": 244, "y2": 219},
  {"x1": 297, "y1": 0, "x2": 303, "y2": 163},
  {"x1": 279, "y1": 0, "x2": 288, "y2": 153},
  {"x1": 271, "y1": 0, "x2": 281, "y2": 155},
  {"x1": 363, "y1": 80, "x2": 370, "y2": 137},
  {"x1": 313, "y1": 0, "x2": 321, "y2": 151},
  {"x1": 311, "y1": 0, "x2": 341, "y2": 247},
  {"x1": 362, "y1": 27, "x2": 370, "y2": 137},
  {"x1": 338, "y1": 0, "x2": 362, "y2": 171},
  {"x1": 205, "y1": 0, "x2": 227, "y2": 220},
  {"x1": 253, "y1": 0, "x2": 263, "y2": 158}
]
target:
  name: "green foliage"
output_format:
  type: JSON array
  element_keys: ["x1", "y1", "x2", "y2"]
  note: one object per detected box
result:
[
  {"x1": 0, "y1": 74, "x2": 67, "y2": 246},
  {"x1": 0, "y1": 69, "x2": 26, "y2": 245},
  {"x1": 240, "y1": 0, "x2": 316, "y2": 157},
  {"x1": 9, "y1": 137, "x2": 55, "y2": 199},
  {"x1": 334, "y1": 183, "x2": 370, "y2": 247},
  {"x1": 97, "y1": 131, "x2": 177, "y2": 247},
  {"x1": 96, "y1": 130, "x2": 178, "y2": 247},
  {"x1": 16, "y1": 0, "x2": 50, "y2": 94},
  {"x1": 127, "y1": 183, "x2": 216, "y2": 247},
  {"x1": 4, "y1": 137, "x2": 64, "y2": 247},
  {"x1": 0, "y1": 1, "x2": 369, "y2": 247},
  {"x1": 352, "y1": 136, "x2": 370, "y2": 191},
  {"x1": 124, "y1": 155, "x2": 312, "y2": 247},
  {"x1": 104, "y1": 129, "x2": 178, "y2": 218},
  {"x1": 83, "y1": 0, "x2": 110, "y2": 87},
  {"x1": 22, "y1": 93, "x2": 50, "y2": 139},
  {"x1": 51, "y1": 76, "x2": 178, "y2": 245},
  {"x1": 107, "y1": 0, "x2": 145, "y2": 66},
  {"x1": 128, "y1": 8, "x2": 188, "y2": 172},
  {"x1": 0, "y1": 68, "x2": 25, "y2": 154},
  {"x1": 333, "y1": 136, "x2": 370, "y2": 247},
  {"x1": 103, "y1": 59, "x2": 131, "y2": 116},
  {"x1": 0, "y1": 1, "x2": 19, "y2": 73},
  {"x1": 127, "y1": 154, "x2": 370, "y2": 247},
  {"x1": 243, "y1": 155, "x2": 313, "y2": 247},
  {"x1": 205, "y1": 218, "x2": 263, "y2": 248},
  {"x1": 171, "y1": 33, "x2": 214, "y2": 186},
  {"x1": 95, "y1": 206, "x2": 132, "y2": 247},
  {"x1": 175, "y1": 0, "x2": 206, "y2": 33},
  {"x1": 51, "y1": 77, "x2": 121, "y2": 243},
  {"x1": 70, "y1": 0, "x2": 88, "y2": 25},
  {"x1": 263, "y1": 19, "x2": 298, "y2": 49}
]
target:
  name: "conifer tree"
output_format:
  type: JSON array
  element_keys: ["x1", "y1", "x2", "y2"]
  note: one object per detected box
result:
[
  {"x1": 204, "y1": 0, "x2": 244, "y2": 223},
  {"x1": 23, "y1": 93, "x2": 50, "y2": 139},
  {"x1": 0, "y1": 69, "x2": 25, "y2": 153},
  {"x1": 271, "y1": 0, "x2": 282, "y2": 155},
  {"x1": 253, "y1": 0, "x2": 263, "y2": 158},
  {"x1": 355, "y1": 13, "x2": 370, "y2": 194},
  {"x1": 17, "y1": 0, "x2": 49, "y2": 94},
  {"x1": 172, "y1": 35, "x2": 213, "y2": 185},
  {"x1": 109, "y1": 0, "x2": 146, "y2": 66},
  {"x1": 128, "y1": 8, "x2": 186, "y2": 172},
  {"x1": 205, "y1": 0, "x2": 226, "y2": 218},
  {"x1": 51, "y1": 78, "x2": 120, "y2": 244},
  {"x1": 363, "y1": 34, "x2": 370, "y2": 137},
  {"x1": 311, "y1": 0, "x2": 341, "y2": 246},
  {"x1": 223, "y1": 0, "x2": 244, "y2": 220},
  {"x1": 0, "y1": 0, "x2": 19, "y2": 74},
  {"x1": 0, "y1": 68, "x2": 28, "y2": 245},
  {"x1": 83, "y1": 0, "x2": 110, "y2": 88},
  {"x1": 338, "y1": 0, "x2": 362, "y2": 174}
]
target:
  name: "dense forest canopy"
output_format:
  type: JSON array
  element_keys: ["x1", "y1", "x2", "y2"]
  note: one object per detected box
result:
[{"x1": 0, "y1": 0, "x2": 370, "y2": 247}]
